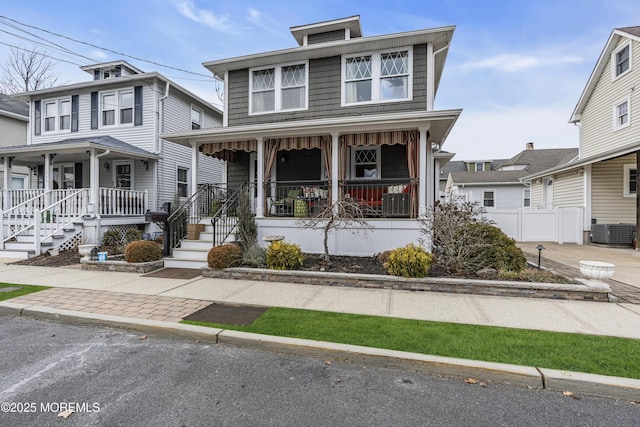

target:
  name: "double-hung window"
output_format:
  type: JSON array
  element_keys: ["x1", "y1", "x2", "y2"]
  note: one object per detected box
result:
[
  {"x1": 250, "y1": 62, "x2": 307, "y2": 114},
  {"x1": 344, "y1": 48, "x2": 412, "y2": 105},
  {"x1": 483, "y1": 190, "x2": 495, "y2": 208},
  {"x1": 101, "y1": 89, "x2": 133, "y2": 127},
  {"x1": 44, "y1": 101, "x2": 56, "y2": 132},
  {"x1": 191, "y1": 106, "x2": 202, "y2": 130},
  {"x1": 59, "y1": 99, "x2": 71, "y2": 130},
  {"x1": 624, "y1": 164, "x2": 637, "y2": 196},
  {"x1": 613, "y1": 44, "x2": 630, "y2": 78},
  {"x1": 614, "y1": 97, "x2": 630, "y2": 130},
  {"x1": 177, "y1": 167, "x2": 189, "y2": 197}
]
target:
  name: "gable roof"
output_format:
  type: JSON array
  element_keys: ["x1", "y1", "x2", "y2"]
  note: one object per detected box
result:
[
  {"x1": 570, "y1": 26, "x2": 640, "y2": 123},
  {"x1": 0, "y1": 93, "x2": 29, "y2": 120},
  {"x1": 450, "y1": 170, "x2": 527, "y2": 185}
]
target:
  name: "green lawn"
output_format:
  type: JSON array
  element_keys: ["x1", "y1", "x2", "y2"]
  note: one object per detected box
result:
[
  {"x1": 183, "y1": 307, "x2": 640, "y2": 379},
  {"x1": 0, "y1": 283, "x2": 49, "y2": 302}
]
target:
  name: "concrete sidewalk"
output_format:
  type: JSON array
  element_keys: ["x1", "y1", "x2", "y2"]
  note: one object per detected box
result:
[{"x1": 1, "y1": 248, "x2": 640, "y2": 400}]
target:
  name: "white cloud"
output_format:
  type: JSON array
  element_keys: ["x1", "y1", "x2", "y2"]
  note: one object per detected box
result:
[
  {"x1": 245, "y1": 7, "x2": 285, "y2": 36},
  {"x1": 172, "y1": 0, "x2": 232, "y2": 33},
  {"x1": 462, "y1": 53, "x2": 582, "y2": 73},
  {"x1": 91, "y1": 50, "x2": 108, "y2": 60}
]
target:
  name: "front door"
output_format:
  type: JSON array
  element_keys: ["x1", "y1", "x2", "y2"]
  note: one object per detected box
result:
[
  {"x1": 53, "y1": 164, "x2": 75, "y2": 189},
  {"x1": 113, "y1": 161, "x2": 133, "y2": 189}
]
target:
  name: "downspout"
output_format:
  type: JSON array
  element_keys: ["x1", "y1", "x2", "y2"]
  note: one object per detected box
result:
[{"x1": 158, "y1": 81, "x2": 170, "y2": 209}]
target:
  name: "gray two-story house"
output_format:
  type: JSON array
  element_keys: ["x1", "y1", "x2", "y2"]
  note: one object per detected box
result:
[
  {"x1": 0, "y1": 60, "x2": 223, "y2": 258},
  {"x1": 163, "y1": 15, "x2": 461, "y2": 265}
]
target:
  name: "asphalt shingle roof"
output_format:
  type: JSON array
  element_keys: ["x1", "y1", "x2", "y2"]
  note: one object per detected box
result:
[{"x1": 0, "y1": 93, "x2": 28, "y2": 117}]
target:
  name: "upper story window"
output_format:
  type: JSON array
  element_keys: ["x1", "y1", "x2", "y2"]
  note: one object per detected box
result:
[
  {"x1": 343, "y1": 48, "x2": 412, "y2": 105},
  {"x1": 351, "y1": 146, "x2": 380, "y2": 179},
  {"x1": 624, "y1": 164, "x2": 637, "y2": 196},
  {"x1": 613, "y1": 43, "x2": 631, "y2": 79},
  {"x1": 101, "y1": 89, "x2": 133, "y2": 127},
  {"x1": 614, "y1": 97, "x2": 630, "y2": 130},
  {"x1": 191, "y1": 106, "x2": 203, "y2": 130},
  {"x1": 42, "y1": 98, "x2": 71, "y2": 133},
  {"x1": 250, "y1": 62, "x2": 307, "y2": 114}
]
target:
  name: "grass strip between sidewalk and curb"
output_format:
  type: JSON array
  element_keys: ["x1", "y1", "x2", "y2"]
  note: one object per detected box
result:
[
  {"x1": 182, "y1": 307, "x2": 640, "y2": 380},
  {"x1": 0, "y1": 283, "x2": 49, "y2": 302}
]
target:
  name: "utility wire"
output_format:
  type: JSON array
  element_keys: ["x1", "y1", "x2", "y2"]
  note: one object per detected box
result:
[{"x1": 0, "y1": 15, "x2": 215, "y2": 79}]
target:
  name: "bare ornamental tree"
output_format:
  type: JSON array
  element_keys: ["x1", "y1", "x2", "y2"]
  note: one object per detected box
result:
[
  {"x1": 297, "y1": 198, "x2": 372, "y2": 262},
  {"x1": 0, "y1": 46, "x2": 59, "y2": 94}
]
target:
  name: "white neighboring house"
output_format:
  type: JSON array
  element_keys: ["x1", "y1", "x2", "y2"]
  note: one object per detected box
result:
[
  {"x1": 0, "y1": 60, "x2": 223, "y2": 259},
  {"x1": 0, "y1": 93, "x2": 30, "y2": 191},
  {"x1": 446, "y1": 145, "x2": 578, "y2": 210},
  {"x1": 524, "y1": 26, "x2": 640, "y2": 246}
]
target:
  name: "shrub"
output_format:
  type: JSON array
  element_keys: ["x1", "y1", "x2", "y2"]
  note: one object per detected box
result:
[
  {"x1": 461, "y1": 223, "x2": 527, "y2": 272},
  {"x1": 242, "y1": 243, "x2": 267, "y2": 268},
  {"x1": 207, "y1": 244, "x2": 243, "y2": 269},
  {"x1": 124, "y1": 240, "x2": 163, "y2": 263},
  {"x1": 236, "y1": 191, "x2": 258, "y2": 249},
  {"x1": 385, "y1": 244, "x2": 432, "y2": 278},
  {"x1": 124, "y1": 228, "x2": 143, "y2": 244},
  {"x1": 266, "y1": 241, "x2": 303, "y2": 270},
  {"x1": 101, "y1": 230, "x2": 122, "y2": 247}
]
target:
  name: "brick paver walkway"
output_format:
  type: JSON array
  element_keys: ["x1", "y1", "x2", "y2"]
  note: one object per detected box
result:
[{"x1": 12, "y1": 288, "x2": 211, "y2": 322}]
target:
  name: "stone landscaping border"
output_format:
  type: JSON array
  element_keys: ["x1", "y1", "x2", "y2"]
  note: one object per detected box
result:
[
  {"x1": 81, "y1": 259, "x2": 164, "y2": 274},
  {"x1": 202, "y1": 267, "x2": 612, "y2": 302}
]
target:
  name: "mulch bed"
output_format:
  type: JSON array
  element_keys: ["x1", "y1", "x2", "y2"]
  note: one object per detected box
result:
[{"x1": 183, "y1": 302, "x2": 269, "y2": 325}]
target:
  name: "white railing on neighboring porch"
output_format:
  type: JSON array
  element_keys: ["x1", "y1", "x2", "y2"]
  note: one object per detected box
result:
[
  {"x1": 99, "y1": 188, "x2": 148, "y2": 216},
  {"x1": 0, "y1": 189, "x2": 89, "y2": 251}
]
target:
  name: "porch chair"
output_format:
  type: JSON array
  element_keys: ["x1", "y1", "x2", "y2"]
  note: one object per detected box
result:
[{"x1": 270, "y1": 188, "x2": 301, "y2": 216}]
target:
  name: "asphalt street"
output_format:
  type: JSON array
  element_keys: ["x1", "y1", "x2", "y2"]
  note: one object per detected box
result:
[{"x1": 1, "y1": 316, "x2": 638, "y2": 426}]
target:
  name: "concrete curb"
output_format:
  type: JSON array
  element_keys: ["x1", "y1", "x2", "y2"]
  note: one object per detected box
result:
[{"x1": 3, "y1": 303, "x2": 640, "y2": 402}]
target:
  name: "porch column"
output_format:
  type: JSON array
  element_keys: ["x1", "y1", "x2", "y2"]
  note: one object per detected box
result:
[
  {"x1": 419, "y1": 127, "x2": 430, "y2": 216},
  {"x1": 89, "y1": 148, "x2": 99, "y2": 214},
  {"x1": 2, "y1": 156, "x2": 11, "y2": 210},
  {"x1": 44, "y1": 153, "x2": 52, "y2": 206},
  {"x1": 331, "y1": 132, "x2": 339, "y2": 209},
  {"x1": 433, "y1": 157, "x2": 441, "y2": 203},
  {"x1": 256, "y1": 136, "x2": 264, "y2": 217},
  {"x1": 191, "y1": 142, "x2": 199, "y2": 214}
]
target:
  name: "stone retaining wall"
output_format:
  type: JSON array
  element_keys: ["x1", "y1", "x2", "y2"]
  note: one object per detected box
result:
[
  {"x1": 202, "y1": 267, "x2": 611, "y2": 302},
  {"x1": 81, "y1": 259, "x2": 164, "y2": 274}
]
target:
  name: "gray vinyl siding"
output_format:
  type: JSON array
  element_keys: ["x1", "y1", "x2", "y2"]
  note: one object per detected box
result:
[
  {"x1": 0, "y1": 115, "x2": 26, "y2": 146},
  {"x1": 227, "y1": 44, "x2": 429, "y2": 126},
  {"x1": 552, "y1": 171, "x2": 584, "y2": 208},
  {"x1": 161, "y1": 89, "x2": 221, "y2": 134},
  {"x1": 591, "y1": 155, "x2": 636, "y2": 224},
  {"x1": 308, "y1": 30, "x2": 346, "y2": 45},
  {"x1": 530, "y1": 181, "x2": 543, "y2": 208},
  {"x1": 580, "y1": 38, "x2": 640, "y2": 158}
]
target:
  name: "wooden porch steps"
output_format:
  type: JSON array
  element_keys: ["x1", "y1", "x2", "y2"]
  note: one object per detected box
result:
[{"x1": 0, "y1": 221, "x2": 84, "y2": 260}]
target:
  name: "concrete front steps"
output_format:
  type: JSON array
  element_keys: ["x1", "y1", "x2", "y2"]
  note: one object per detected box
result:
[
  {"x1": 163, "y1": 219, "x2": 237, "y2": 269},
  {"x1": 0, "y1": 221, "x2": 83, "y2": 260}
]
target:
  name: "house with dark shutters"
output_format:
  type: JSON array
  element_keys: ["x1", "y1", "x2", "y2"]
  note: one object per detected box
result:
[
  {"x1": 0, "y1": 60, "x2": 223, "y2": 259},
  {"x1": 162, "y1": 15, "x2": 461, "y2": 268}
]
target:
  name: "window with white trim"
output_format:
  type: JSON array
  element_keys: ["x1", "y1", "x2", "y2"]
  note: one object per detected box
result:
[
  {"x1": 343, "y1": 48, "x2": 412, "y2": 105},
  {"x1": 351, "y1": 146, "x2": 380, "y2": 179},
  {"x1": 42, "y1": 98, "x2": 71, "y2": 133},
  {"x1": 623, "y1": 164, "x2": 637, "y2": 196},
  {"x1": 249, "y1": 62, "x2": 307, "y2": 114},
  {"x1": 177, "y1": 167, "x2": 189, "y2": 197},
  {"x1": 613, "y1": 43, "x2": 631, "y2": 78},
  {"x1": 475, "y1": 162, "x2": 484, "y2": 172},
  {"x1": 101, "y1": 89, "x2": 133, "y2": 127},
  {"x1": 191, "y1": 106, "x2": 202, "y2": 130},
  {"x1": 523, "y1": 189, "x2": 531, "y2": 207},
  {"x1": 483, "y1": 190, "x2": 495, "y2": 208},
  {"x1": 614, "y1": 97, "x2": 630, "y2": 130}
]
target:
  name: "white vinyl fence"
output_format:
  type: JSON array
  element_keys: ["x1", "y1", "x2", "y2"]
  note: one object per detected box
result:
[{"x1": 485, "y1": 208, "x2": 584, "y2": 244}]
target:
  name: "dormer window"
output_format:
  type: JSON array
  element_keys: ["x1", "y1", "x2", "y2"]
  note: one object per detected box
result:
[
  {"x1": 249, "y1": 62, "x2": 307, "y2": 114},
  {"x1": 343, "y1": 48, "x2": 412, "y2": 105},
  {"x1": 613, "y1": 43, "x2": 631, "y2": 79}
]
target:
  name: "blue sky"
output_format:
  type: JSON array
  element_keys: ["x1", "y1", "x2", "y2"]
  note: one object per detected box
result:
[{"x1": 1, "y1": 0, "x2": 638, "y2": 160}]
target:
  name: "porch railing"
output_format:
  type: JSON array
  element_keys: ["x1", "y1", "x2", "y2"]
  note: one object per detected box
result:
[
  {"x1": 1, "y1": 189, "x2": 89, "y2": 251},
  {"x1": 99, "y1": 188, "x2": 148, "y2": 216},
  {"x1": 167, "y1": 183, "x2": 227, "y2": 255},
  {"x1": 211, "y1": 184, "x2": 247, "y2": 247},
  {"x1": 263, "y1": 178, "x2": 414, "y2": 218}
]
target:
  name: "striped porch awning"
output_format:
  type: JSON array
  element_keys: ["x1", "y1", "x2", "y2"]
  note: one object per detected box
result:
[{"x1": 340, "y1": 130, "x2": 418, "y2": 147}]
